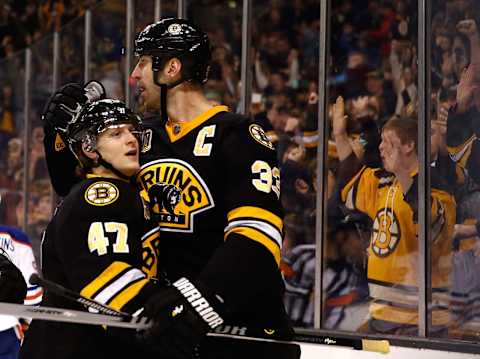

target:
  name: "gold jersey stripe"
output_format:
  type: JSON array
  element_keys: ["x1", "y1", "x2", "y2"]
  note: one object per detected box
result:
[
  {"x1": 227, "y1": 206, "x2": 283, "y2": 232},
  {"x1": 81, "y1": 262, "x2": 131, "y2": 299},
  {"x1": 108, "y1": 278, "x2": 149, "y2": 311},
  {"x1": 446, "y1": 134, "x2": 476, "y2": 158},
  {"x1": 225, "y1": 227, "x2": 281, "y2": 265},
  {"x1": 304, "y1": 142, "x2": 318, "y2": 148}
]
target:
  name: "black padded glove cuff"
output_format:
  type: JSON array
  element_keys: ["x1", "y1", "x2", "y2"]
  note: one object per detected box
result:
[
  {"x1": 171, "y1": 277, "x2": 225, "y2": 330},
  {"x1": 141, "y1": 278, "x2": 226, "y2": 359}
]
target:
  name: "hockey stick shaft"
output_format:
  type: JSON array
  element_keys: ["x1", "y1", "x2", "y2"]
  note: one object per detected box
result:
[
  {"x1": 0, "y1": 302, "x2": 150, "y2": 329},
  {"x1": 0, "y1": 302, "x2": 389, "y2": 353},
  {"x1": 29, "y1": 274, "x2": 129, "y2": 318}
]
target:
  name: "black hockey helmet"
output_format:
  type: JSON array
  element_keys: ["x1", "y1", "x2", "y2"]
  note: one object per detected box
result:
[
  {"x1": 67, "y1": 99, "x2": 143, "y2": 151},
  {"x1": 66, "y1": 99, "x2": 143, "y2": 178},
  {"x1": 134, "y1": 17, "x2": 211, "y2": 85}
]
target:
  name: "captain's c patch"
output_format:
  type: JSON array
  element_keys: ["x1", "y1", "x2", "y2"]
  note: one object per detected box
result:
[
  {"x1": 85, "y1": 182, "x2": 119, "y2": 206},
  {"x1": 249, "y1": 124, "x2": 275, "y2": 150}
]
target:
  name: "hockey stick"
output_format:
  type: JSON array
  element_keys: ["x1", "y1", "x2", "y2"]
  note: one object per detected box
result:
[
  {"x1": 30, "y1": 274, "x2": 129, "y2": 318},
  {"x1": 29, "y1": 274, "x2": 390, "y2": 353},
  {"x1": 0, "y1": 302, "x2": 389, "y2": 353}
]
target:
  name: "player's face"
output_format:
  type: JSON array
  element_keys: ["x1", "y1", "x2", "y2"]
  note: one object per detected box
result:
[
  {"x1": 96, "y1": 124, "x2": 140, "y2": 177},
  {"x1": 131, "y1": 56, "x2": 161, "y2": 113}
]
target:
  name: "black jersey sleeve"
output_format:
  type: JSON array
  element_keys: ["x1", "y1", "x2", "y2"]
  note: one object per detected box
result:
[
  {"x1": 221, "y1": 120, "x2": 283, "y2": 265},
  {"x1": 53, "y1": 179, "x2": 159, "y2": 313},
  {"x1": 43, "y1": 127, "x2": 80, "y2": 197},
  {"x1": 198, "y1": 119, "x2": 285, "y2": 313}
]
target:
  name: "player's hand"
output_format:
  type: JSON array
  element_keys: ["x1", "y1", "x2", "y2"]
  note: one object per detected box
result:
[
  {"x1": 142, "y1": 277, "x2": 225, "y2": 359},
  {"x1": 147, "y1": 183, "x2": 181, "y2": 214},
  {"x1": 0, "y1": 252, "x2": 27, "y2": 304},
  {"x1": 42, "y1": 83, "x2": 88, "y2": 134},
  {"x1": 42, "y1": 81, "x2": 106, "y2": 134}
]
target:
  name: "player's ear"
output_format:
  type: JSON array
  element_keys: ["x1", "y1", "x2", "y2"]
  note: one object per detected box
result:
[{"x1": 166, "y1": 57, "x2": 182, "y2": 78}]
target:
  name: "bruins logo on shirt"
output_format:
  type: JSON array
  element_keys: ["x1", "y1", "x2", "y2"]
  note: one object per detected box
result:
[
  {"x1": 136, "y1": 159, "x2": 214, "y2": 233},
  {"x1": 371, "y1": 208, "x2": 401, "y2": 257},
  {"x1": 84, "y1": 182, "x2": 119, "y2": 206},
  {"x1": 249, "y1": 124, "x2": 275, "y2": 150}
]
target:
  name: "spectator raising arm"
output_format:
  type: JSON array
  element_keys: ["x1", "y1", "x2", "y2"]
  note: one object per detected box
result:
[{"x1": 332, "y1": 96, "x2": 353, "y2": 161}]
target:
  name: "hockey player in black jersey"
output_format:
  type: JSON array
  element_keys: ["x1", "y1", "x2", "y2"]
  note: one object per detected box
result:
[
  {"x1": 19, "y1": 100, "x2": 167, "y2": 359},
  {"x1": 39, "y1": 18, "x2": 300, "y2": 359}
]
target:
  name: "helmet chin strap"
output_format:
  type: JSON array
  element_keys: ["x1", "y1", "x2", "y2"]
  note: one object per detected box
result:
[
  {"x1": 95, "y1": 151, "x2": 133, "y2": 182},
  {"x1": 153, "y1": 68, "x2": 187, "y2": 125}
]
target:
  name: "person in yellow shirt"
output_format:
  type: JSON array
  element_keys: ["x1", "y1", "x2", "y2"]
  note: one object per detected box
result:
[{"x1": 332, "y1": 96, "x2": 456, "y2": 336}]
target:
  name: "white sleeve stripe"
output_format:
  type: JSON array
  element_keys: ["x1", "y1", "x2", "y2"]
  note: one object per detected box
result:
[
  {"x1": 93, "y1": 268, "x2": 146, "y2": 305},
  {"x1": 141, "y1": 227, "x2": 160, "y2": 241},
  {"x1": 224, "y1": 220, "x2": 283, "y2": 248},
  {"x1": 24, "y1": 298, "x2": 42, "y2": 306}
]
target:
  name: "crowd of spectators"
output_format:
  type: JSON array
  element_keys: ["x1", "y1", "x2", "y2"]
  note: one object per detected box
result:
[
  {"x1": 0, "y1": 0, "x2": 100, "y2": 264},
  {"x1": 2, "y1": 0, "x2": 480, "y2": 341},
  {"x1": 0, "y1": 0, "x2": 99, "y2": 60}
]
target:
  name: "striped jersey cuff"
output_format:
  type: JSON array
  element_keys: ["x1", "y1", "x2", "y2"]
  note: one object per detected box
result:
[
  {"x1": 225, "y1": 206, "x2": 283, "y2": 265},
  {"x1": 80, "y1": 261, "x2": 148, "y2": 312}
]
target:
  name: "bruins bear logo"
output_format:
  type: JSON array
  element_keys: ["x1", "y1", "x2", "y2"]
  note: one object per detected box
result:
[{"x1": 137, "y1": 159, "x2": 214, "y2": 233}]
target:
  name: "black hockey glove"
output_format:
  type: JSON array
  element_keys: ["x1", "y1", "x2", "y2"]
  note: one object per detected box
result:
[
  {"x1": 42, "y1": 80, "x2": 106, "y2": 134},
  {"x1": 0, "y1": 252, "x2": 27, "y2": 304},
  {"x1": 142, "y1": 277, "x2": 226, "y2": 359},
  {"x1": 147, "y1": 183, "x2": 181, "y2": 215}
]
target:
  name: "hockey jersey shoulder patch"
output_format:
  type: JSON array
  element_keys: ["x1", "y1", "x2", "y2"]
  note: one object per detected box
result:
[
  {"x1": 249, "y1": 124, "x2": 275, "y2": 150},
  {"x1": 141, "y1": 128, "x2": 153, "y2": 153},
  {"x1": 55, "y1": 133, "x2": 66, "y2": 151},
  {"x1": 84, "y1": 181, "x2": 120, "y2": 206}
]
